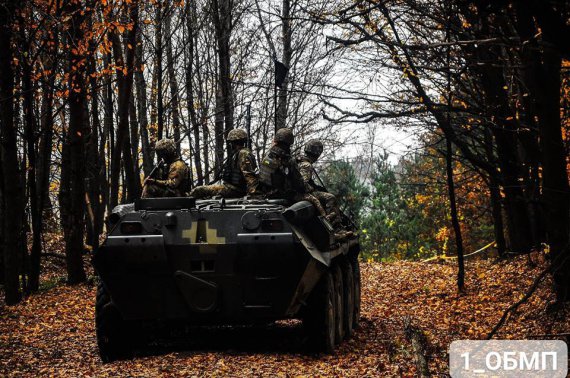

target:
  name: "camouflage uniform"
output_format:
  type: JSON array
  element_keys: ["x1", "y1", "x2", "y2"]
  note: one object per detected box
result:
[
  {"x1": 190, "y1": 148, "x2": 259, "y2": 199},
  {"x1": 297, "y1": 155, "x2": 341, "y2": 226},
  {"x1": 258, "y1": 129, "x2": 326, "y2": 217},
  {"x1": 189, "y1": 128, "x2": 259, "y2": 199},
  {"x1": 142, "y1": 139, "x2": 190, "y2": 198}
]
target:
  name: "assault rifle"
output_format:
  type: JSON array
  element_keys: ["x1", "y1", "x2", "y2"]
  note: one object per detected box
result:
[
  {"x1": 142, "y1": 158, "x2": 165, "y2": 186},
  {"x1": 142, "y1": 128, "x2": 194, "y2": 187}
]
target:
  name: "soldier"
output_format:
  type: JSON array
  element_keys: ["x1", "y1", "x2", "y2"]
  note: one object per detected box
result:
[
  {"x1": 142, "y1": 138, "x2": 190, "y2": 198},
  {"x1": 259, "y1": 128, "x2": 327, "y2": 217},
  {"x1": 189, "y1": 128, "x2": 258, "y2": 199},
  {"x1": 297, "y1": 139, "x2": 342, "y2": 227}
]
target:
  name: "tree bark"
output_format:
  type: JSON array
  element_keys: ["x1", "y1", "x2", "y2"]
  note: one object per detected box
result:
[
  {"x1": 21, "y1": 40, "x2": 41, "y2": 292},
  {"x1": 465, "y1": 6, "x2": 533, "y2": 253},
  {"x1": 61, "y1": 0, "x2": 88, "y2": 284},
  {"x1": 150, "y1": 3, "x2": 164, "y2": 140},
  {"x1": 484, "y1": 129, "x2": 507, "y2": 256},
  {"x1": 0, "y1": 156, "x2": 4, "y2": 285},
  {"x1": 1, "y1": 0, "x2": 23, "y2": 304},
  {"x1": 100, "y1": 52, "x2": 113, "y2": 219},
  {"x1": 109, "y1": 3, "x2": 140, "y2": 208},
  {"x1": 446, "y1": 139, "x2": 465, "y2": 292},
  {"x1": 276, "y1": 0, "x2": 291, "y2": 130},
  {"x1": 165, "y1": 12, "x2": 182, "y2": 153},
  {"x1": 211, "y1": 0, "x2": 233, "y2": 171},
  {"x1": 514, "y1": 0, "x2": 570, "y2": 301},
  {"x1": 87, "y1": 35, "x2": 102, "y2": 250},
  {"x1": 185, "y1": 0, "x2": 203, "y2": 185},
  {"x1": 134, "y1": 23, "x2": 153, "y2": 177}
]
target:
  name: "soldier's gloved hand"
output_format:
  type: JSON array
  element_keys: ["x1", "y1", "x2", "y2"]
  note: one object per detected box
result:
[{"x1": 145, "y1": 178, "x2": 156, "y2": 185}]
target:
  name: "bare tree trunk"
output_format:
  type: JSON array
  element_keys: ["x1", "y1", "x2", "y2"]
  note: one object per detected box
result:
[
  {"x1": 462, "y1": 5, "x2": 533, "y2": 253},
  {"x1": 37, "y1": 25, "x2": 58, "y2": 236},
  {"x1": 100, "y1": 52, "x2": 113, "y2": 219},
  {"x1": 1, "y1": 0, "x2": 23, "y2": 304},
  {"x1": 211, "y1": 0, "x2": 233, "y2": 168},
  {"x1": 109, "y1": 3, "x2": 140, "y2": 207},
  {"x1": 214, "y1": 84, "x2": 225, "y2": 174},
  {"x1": 87, "y1": 51, "x2": 102, "y2": 249},
  {"x1": 485, "y1": 131, "x2": 507, "y2": 257},
  {"x1": 152, "y1": 4, "x2": 164, "y2": 140},
  {"x1": 276, "y1": 0, "x2": 291, "y2": 130},
  {"x1": 535, "y1": 55, "x2": 570, "y2": 300},
  {"x1": 185, "y1": 0, "x2": 203, "y2": 184},
  {"x1": 129, "y1": 97, "x2": 139, "y2": 175},
  {"x1": 134, "y1": 24, "x2": 153, "y2": 176},
  {"x1": 202, "y1": 116, "x2": 210, "y2": 183},
  {"x1": 446, "y1": 139, "x2": 465, "y2": 292},
  {"x1": 61, "y1": 0, "x2": 88, "y2": 284},
  {"x1": 514, "y1": 1, "x2": 570, "y2": 301},
  {"x1": 0, "y1": 158, "x2": 4, "y2": 285},
  {"x1": 165, "y1": 11, "x2": 181, "y2": 153},
  {"x1": 21, "y1": 43, "x2": 41, "y2": 292}
]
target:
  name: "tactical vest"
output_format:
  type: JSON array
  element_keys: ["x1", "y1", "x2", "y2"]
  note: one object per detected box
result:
[
  {"x1": 260, "y1": 147, "x2": 289, "y2": 189},
  {"x1": 221, "y1": 150, "x2": 250, "y2": 189}
]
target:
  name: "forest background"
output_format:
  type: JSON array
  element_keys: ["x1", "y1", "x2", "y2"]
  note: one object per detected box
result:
[{"x1": 0, "y1": 0, "x2": 569, "y2": 306}]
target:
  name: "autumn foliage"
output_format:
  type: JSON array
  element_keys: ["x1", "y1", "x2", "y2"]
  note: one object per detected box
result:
[{"x1": 1, "y1": 253, "x2": 568, "y2": 376}]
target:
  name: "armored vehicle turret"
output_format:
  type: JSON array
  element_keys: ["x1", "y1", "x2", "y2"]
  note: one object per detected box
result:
[{"x1": 93, "y1": 197, "x2": 360, "y2": 362}]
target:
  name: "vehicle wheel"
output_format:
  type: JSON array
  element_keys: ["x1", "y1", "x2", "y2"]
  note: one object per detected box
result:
[
  {"x1": 342, "y1": 260, "x2": 355, "y2": 338},
  {"x1": 96, "y1": 282, "x2": 132, "y2": 362},
  {"x1": 303, "y1": 270, "x2": 336, "y2": 353},
  {"x1": 352, "y1": 259, "x2": 361, "y2": 329},
  {"x1": 332, "y1": 264, "x2": 345, "y2": 344}
]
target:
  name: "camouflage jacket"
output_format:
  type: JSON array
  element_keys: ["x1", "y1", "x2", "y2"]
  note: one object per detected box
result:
[
  {"x1": 154, "y1": 159, "x2": 190, "y2": 196},
  {"x1": 222, "y1": 148, "x2": 259, "y2": 194},
  {"x1": 260, "y1": 145, "x2": 305, "y2": 196},
  {"x1": 297, "y1": 156, "x2": 317, "y2": 193}
]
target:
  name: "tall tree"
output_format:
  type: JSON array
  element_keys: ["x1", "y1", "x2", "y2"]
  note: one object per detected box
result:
[
  {"x1": 185, "y1": 0, "x2": 203, "y2": 184},
  {"x1": 165, "y1": 8, "x2": 182, "y2": 152},
  {"x1": 60, "y1": 0, "x2": 89, "y2": 284},
  {"x1": 134, "y1": 18, "x2": 153, "y2": 177},
  {"x1": 211, "y1": 0, "x2": 233, "y2": 172},
  {"x1": 513, "y1": 0, "x2": 570, "y2": 300},
  {"x1": 276, "y1": 0, "x2": 292, "y2": 130},
  {"x1": 1, "y1": 0, "x2": 23, "y2": 304},
  {"x1": 109, "y1": 1, "x2": 141, "y2": 208}
]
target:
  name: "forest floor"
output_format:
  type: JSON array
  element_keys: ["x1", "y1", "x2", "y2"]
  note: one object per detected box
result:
[{"x1": 1, "y1": 247, "x2": 569, "y2": 377}]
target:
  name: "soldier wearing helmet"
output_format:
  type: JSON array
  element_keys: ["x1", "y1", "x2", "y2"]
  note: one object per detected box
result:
[
  {"x1": 142, "y1": 138, "x2": 190, "y2": 198},
  {"x1": 297, "y1": 139, "x2": 342, "y2": 227},
  {"x1": 259, "y1": 128, "x2": 301, "y2": 195},
  {"x1": 258, "y1": 129, "x2": 327, "y2": 217},
  {"x1": 189, "y1": 128, "x2": 259, "y2": 199}
]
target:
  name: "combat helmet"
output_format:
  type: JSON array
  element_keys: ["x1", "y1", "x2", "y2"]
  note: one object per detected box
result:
[
  {"x1": 275, "y1": 128, "x2": 294, "y2": 146},
  {"x1": 154, "y1": 138, "x2": 177, "y2": 160},
  {"x1": 305, "y1": 139, "x2": 324, "y2": 160},
  {"x1": 227, "y1": 128, "x2": 248, "y2": 142}
]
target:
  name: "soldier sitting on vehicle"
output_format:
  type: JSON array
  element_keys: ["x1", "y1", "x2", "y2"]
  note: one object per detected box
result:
[
  {"x1": 259, "y1": 128, "x2": 327, "y2": 217},
  {"x1": 189, "y1": 128, "x2": 259, "y2": 199},
  {"x1": 142, "y1": 138, "x2": 190, "y2": 198},
  {"x1": 297, "y1": 139, "x2": 342, "y2": 226}
]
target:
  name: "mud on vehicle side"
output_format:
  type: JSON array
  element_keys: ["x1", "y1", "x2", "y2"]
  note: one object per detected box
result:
[{"x1": 93, "y1": 197, "x2": 361, "y2": 362}]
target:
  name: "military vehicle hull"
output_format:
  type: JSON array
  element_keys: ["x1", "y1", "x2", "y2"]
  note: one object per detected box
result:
[{"x1": 93, "y1": 197, "x2": 360, "y2": 361}]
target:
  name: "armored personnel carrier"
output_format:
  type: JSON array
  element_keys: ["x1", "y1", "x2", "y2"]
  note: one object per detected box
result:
[{"x1": 93, "y1": 197, "x2": 360, "y2": 362}]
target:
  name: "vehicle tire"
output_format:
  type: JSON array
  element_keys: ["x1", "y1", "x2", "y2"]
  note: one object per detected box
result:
[
  {"x1": 303, "y1": 270, "x2": 336, "y2": 353},
  {"x1": 95, "y1": 282, "x2": 131, "y2": 362},
  {"x1": 332, "y1": 264, "x2": 345, "y2": 344},
  {"x1": 342, "y1": 260, "x2": 355, "y2": 338},
  {"x1": 352, "y1": 259, "x2": 361, "y2": 329}
]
